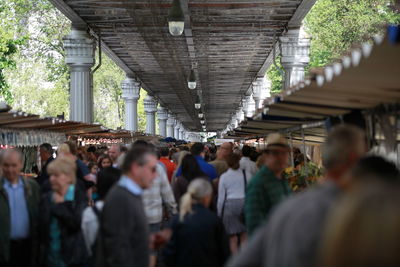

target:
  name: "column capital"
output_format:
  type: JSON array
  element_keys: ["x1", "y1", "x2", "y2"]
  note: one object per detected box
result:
[
  {"x1": 167, "y1": 114, "x2": 176, "y2": 126},
  {"x1": 121, "y1": 78, "x2": 140, "y2": 101},
  {"x1": 157, "y1": 106, "x2": 168, "y2": 121},
  {"x1": 252, "y1": 78, "x2": 263, "y2": 99},
  {"x1": 279, "y1": 28, "x2": 310, "y2": 68},
  {"x1": 64, "y1": 28, "x2": 95, "y2": 68},
  {"x1": 144, "y1": 95, "x2": 158, "y2": 114}
]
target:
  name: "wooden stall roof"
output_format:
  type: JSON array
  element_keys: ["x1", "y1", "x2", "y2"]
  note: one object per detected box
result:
[
  {"x1": 49, "y1": 0, "x2": 316, "y2": 131},
  {"x1": 227, "y1": 30, "x2": 400, "y2": 141},
  {"x1": 0, "y1": 107, "x2": 154, "y2": 138}
]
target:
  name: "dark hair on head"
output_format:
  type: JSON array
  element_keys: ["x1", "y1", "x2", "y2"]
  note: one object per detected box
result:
[
  {"x1": 121, "y1": 146, "x2": 156, "y2": 174},
  {"x1": 190, "y1": 143, "x2": 205, "y2": 156},
  {"x1": 40, "y1": 143, "x2": 53, "y2": 154},
  {"x1": 97, "y1": 167, "x2": 121, "y2": 199},
  {"x1": 133, "y1": 140, "x2": 148, "y2": 147},
  {"x1": 242, "y1": 145, "x2": 252, "y2": 157},
  {"x1": 120, "y1": 145, "x2": 128, "y2": 153},
  {"x1": 160, "y1": 147, "x2": 170, "y2": 157},
  {"x1": 250, "y1": 151, "x2": 259, "y2": 162},
  {"x1": 88, "y1": 161, "x2": 97, "y2": 170},
  {"x1": 227, "y1": 153, "x2": 241, "y2": 170},
  {"x1": 352, "y1": 156, "x2": 400, "y2": 184},
  {"x1": 97, "y1": 154, "x2": 112, "y2": 169},
  {"x1": 87, "y1": 146, "x2": 96, "y2": 153},
  {"x1": 181, "y1": 154, "x2": 206, "y2": 182},
  {"x1": 65, "y1": 141, "x2": 78, "y2": 155}
]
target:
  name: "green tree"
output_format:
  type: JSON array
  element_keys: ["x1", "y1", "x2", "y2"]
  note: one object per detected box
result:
[
  {"x1": 1, "y1": 0, "x2": 149, "y2": 130},
  {"x1": 267, "y1": 0, "x2": 400, "y2": 92}
]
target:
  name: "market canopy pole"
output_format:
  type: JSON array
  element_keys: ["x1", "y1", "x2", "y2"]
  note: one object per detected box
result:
[{"x1": 64, "y1": 26, "x2": 95, "y2": 123}]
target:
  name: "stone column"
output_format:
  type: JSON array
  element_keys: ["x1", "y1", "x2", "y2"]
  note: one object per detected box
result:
[
  {"x1": 144, "y1": 95, "x2": 158, "y2": 135},
  {"x1": 174, "y1": 121, "x2": 181, "y2": 139},
  {"x1": 237, "y1": 108, "x2": 245, "y2": 124},
  {"x1": 252, "y1": 76, "x2": 271, "y2": 109},
  {"x1": 279, "y1": 28, "x2": 310, "y2": 89},
  {"x1": 252, "y1": 78, "x2": 263, "y2": 109},
  {"x1": 244, "y1": 95, "x2": 256, "y2": 118},
  {"x1": 121, "y1": 77, "x2": 140, "y2": 131},
  {"x1": 167, "y1": 113, "x2": 175, "y2": 137},
  {"x1": 157, "y1": 106, "x2": 168, "y2": 137},
  {"x1": 180, "y1": 128, "x2": 184, "y2": 140},
  {"x1": 64, "y1": 27, "x2": 95, "y2": 123}
]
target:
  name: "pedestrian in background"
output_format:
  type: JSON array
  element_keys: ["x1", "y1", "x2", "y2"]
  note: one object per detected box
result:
[{"x1": 0, "y1": 149, "x2": 40, "y2": 267}]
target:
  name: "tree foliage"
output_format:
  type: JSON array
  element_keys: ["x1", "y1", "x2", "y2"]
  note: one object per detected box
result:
[
  {"x1": 267, "y1": 0, "x2": 400, "y2": 92},
  {"x1": 1, "y1": 0, "x2": 148, "y2": 130}
]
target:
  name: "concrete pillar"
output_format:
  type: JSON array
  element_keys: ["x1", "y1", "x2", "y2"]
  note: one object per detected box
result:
[
  {"x1": 121, "y1": 77, "x2": 140, "y2": 131},
  {"x1": 179, "y1": 128, "x2": 184, "y2": 140},
  {"x1": 64, "y1": 27, "x2": 95, "y2": 123},
  {"x1": 174, "y1": 121, "x2": 180, "y2": 139},
  {"x1": 279, "y1": 27, "x2": 310, "y2": 89},
  {"x1": 157, "y1": 106, "x2": 168, "y2": 137},
  {"x1": 144, "y1": 95, "x2": 158, "y2": 135},
  {"x1": 167, "y1": 113, "x2": 175, "y2": 138}
]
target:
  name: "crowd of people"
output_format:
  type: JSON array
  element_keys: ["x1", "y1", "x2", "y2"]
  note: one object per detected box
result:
[{"x1": 0, "y1": 123, "x2": 399, "y2": 267}]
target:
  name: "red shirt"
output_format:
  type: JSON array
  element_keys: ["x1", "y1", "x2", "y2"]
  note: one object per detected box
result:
[{"x1": 159, "y1": 157, "x2": 177, "y2": 183}]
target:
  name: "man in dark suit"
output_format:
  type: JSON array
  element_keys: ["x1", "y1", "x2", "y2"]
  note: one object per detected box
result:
[
  {"x1": 37, "y1": 143, "x2": 54, "y2": 187},
  {"x1": 96, "y1": 145, "x2": 158, "y2": 267}
]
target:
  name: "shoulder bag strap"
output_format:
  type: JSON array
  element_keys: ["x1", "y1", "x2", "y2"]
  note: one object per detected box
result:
[
  {"x1": 221, "y1": 186, "x2": 227, "y2": 218},
  {"x1": 91, "y1": 204, "x2": 100, "y2": 218},
  {"x1": 242, "y1": 169, "x2": 247, "y2": 194}
]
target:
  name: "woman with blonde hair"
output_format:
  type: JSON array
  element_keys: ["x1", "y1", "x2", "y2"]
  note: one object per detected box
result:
[
  {"x1": 38, "y1": 157, "x2": 88, "y2": 266},
  {"x1": 163, "y1": 179, "x2": 230, "y2": 267},
  {"x1": 319, "y1": 184, "x2": 400, "y2": 267}
]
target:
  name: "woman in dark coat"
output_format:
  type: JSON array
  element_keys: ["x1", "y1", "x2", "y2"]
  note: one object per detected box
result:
[
  {"x1": 39, "y1": 157, "x2": 88, "y2": 267},
  {"x1": 163, "y1": 179, "x2": 230, "y2": 267},
  {"x1": 172, "y1": 154, "x2": 207, "y2": 206}
]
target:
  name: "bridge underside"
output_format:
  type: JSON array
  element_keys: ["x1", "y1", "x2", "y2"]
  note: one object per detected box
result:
[{"x1": 51, "y1": 0, "x2": 314, "y2": 131}]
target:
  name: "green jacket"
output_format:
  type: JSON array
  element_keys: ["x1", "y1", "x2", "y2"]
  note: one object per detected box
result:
[
  {"x1": 245, "y1": 166, "x2": 292, "y2": 236},
  {"x1": 0, "y1": 176, "x2": 40, "y2": 264}
]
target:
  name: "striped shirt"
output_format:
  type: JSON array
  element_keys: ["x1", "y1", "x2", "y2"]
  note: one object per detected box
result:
[{"x1": 142, "y1": 164, "x2": 177, "y2": 224}]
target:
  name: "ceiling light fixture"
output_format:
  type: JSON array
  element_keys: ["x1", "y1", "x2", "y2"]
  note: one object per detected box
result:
[
  {"x1": 194, "y1": 94, "x2": 201, "y2": 109},
  {"x1": 168, "y1": 0, "x2": 185, "y2": 36},
  {"x1": 188, "y1": 68, "x2": 196, "y2": 89}
]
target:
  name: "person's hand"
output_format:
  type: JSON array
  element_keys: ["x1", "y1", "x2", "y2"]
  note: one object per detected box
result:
[{"x1": 150, "y1": 229, "x2": 172, "y2": 250}]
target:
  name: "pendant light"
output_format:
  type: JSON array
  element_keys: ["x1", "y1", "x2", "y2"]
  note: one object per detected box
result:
[
  {"x1": 198, "y1": 112, "x2": 204, "y2": 119},
  {"x1": 188, "y1": 68, "x2": 196, "y2": 89},
  {"x1": 168, "y1": 0, "x2": 185, "y2": 36},
  {"x1": 194, "y1": 94, "x2": 201, "y2": 109},
  {"x1": 200, "y1": 119, "x2": 205, "y2": 124}
]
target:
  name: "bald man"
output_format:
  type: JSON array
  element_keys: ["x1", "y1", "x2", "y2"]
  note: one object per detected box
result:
[
  {"x1": 0, "y1": 149, "x2": 40, "y2": 267},
  {"x1": 210, "y1": 142, "x2": 233, "y2": 177}
]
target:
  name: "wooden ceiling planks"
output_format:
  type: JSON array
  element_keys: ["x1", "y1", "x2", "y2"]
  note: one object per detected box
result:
[{"x1": 57, "y1": 0, "x2": 304, "y2": 131}]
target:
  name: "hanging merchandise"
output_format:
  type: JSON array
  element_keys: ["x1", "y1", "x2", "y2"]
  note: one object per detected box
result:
[{"x1": 0, "y1": 128, "x2": 66, "y2": 146}]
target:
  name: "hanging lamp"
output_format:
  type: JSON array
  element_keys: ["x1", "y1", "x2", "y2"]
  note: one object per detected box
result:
[
  {"x1": 194, "y1": 94, "x2": 201, "y2": 109},
  {"x1": 168, "y1": 0, "x2": 185, "y2": 36},
  {"x1": 188, "y1": 68, "x2": 196, "y2": 89}
]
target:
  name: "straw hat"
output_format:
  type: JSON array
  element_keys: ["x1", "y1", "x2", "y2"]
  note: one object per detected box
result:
[{"x1": 266, "y1": 133, "x2": 289, "y2": 149}]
